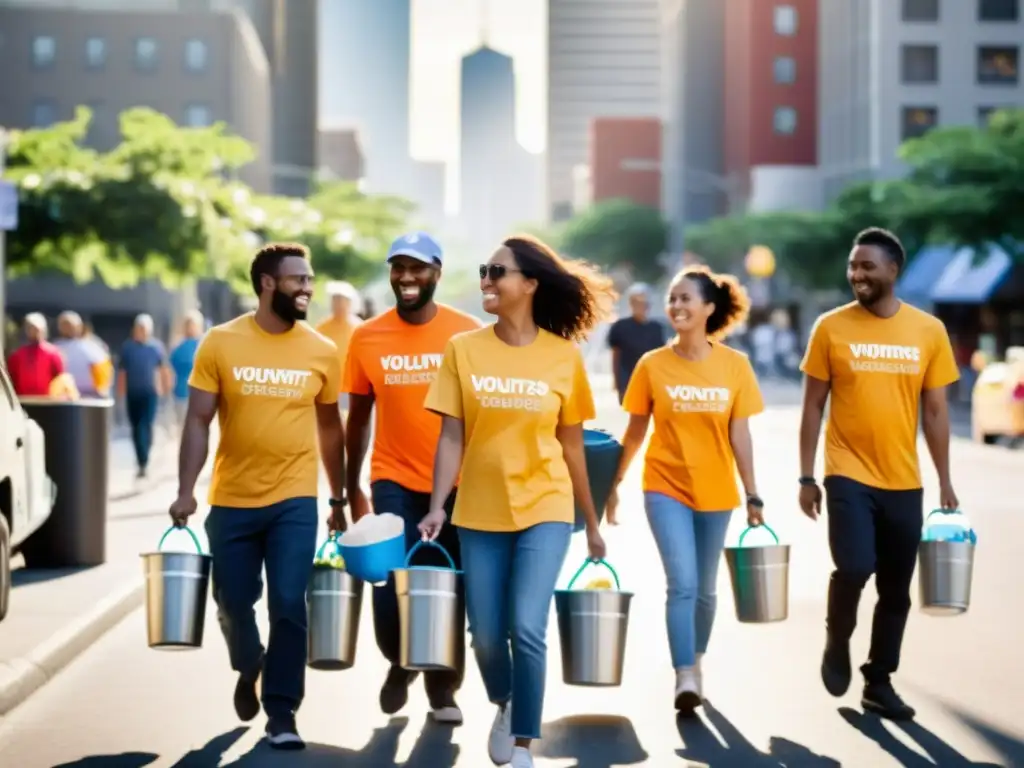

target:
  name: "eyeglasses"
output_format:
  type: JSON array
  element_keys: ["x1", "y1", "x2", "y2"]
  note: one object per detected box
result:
[{"x1": 479, "y1": 264, "x2": 522, "y2": 281}]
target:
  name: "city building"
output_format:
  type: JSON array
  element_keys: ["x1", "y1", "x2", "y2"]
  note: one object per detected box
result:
[
  {"x1": 317, "y1": 127, "x2": 365, "y2": 182},
  {"x1": 0, "y1": 3, "x2": 272, "y2": 191},
  {"x1": 547, "y1": 0, "x2": 661, "y2": 222},
  {"x1": 588, "y1": 117, "x2": 661, "y2": 208},
  {"x1": 410, "y1": 159, "x2": 446, "y2": 228}
]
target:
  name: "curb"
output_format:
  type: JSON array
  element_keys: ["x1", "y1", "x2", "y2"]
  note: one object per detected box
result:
[{"x1": 0, "y1": 578, "x2": 144, "y2": 716}]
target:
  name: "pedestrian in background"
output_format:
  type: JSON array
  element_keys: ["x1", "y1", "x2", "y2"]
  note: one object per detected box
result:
[
  {"x1": 315, "y1": 280, "x2": 363, "y2": 415},
  {"x1": 168, "y1": 310, "x2": 205, "y2": 432},
  {"x1": 117, "y1": 313, "x2": 170, "y2": 479},
  {"x1": 55, "y1": 311, "x2": 113, "y2": 398},
  {"x1": 605, "y1": 265, "x2": 764, "y2": 715},
  {"x1": 607, "y1": 283, "x2": 668, "y2": 404},
  {"x1": 799, "y1": 227, "x2": 960, "y2": 721},
  {"x1": 417, "y1": 234, "x2": 614, "y2": 768},
  {"x1": 344, "y1": 232, "x2": 480, "y2": 724},
  {"x1": 169, "y1": 243, "x2": 346, "y2": 750},
  {"x1": 6, "y1": 313, "x2": 65, "y2": 397}
]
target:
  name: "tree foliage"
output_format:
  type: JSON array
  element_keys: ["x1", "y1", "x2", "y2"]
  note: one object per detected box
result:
[
  {"x1": 4, "y1": 107, "x2": 411, "y2": 290},
  {"x1": 684, "y1": 108, "x2": 1024, "y2": 289},
  {"x1": 558, "y1": 199, "x2": 669, "y2": 282}
]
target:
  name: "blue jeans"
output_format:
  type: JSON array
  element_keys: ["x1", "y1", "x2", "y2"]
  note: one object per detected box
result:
[
  {"x1": 458, "y1": 522, "x2": 571, "y2": 740},
  {"x1": 125, "y1": 390, "x2": 158, "y2": 470},
  {"x1": 370, "y1": 480, "x2": 464, "y2": 701},
  {"x1": 205, "y1": 497, "x2": 318, "y2": 718},
  {"x1": 644, "y1": 492, "x2": 732, "y2": 668}
]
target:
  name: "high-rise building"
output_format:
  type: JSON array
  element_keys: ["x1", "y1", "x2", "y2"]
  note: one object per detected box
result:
[
  {"x1": 588, "y1": 117, "x2": 661, "y2": 208},
  {"x1": 319, "y1": 0, "x2": 412, "y2": 198},
  {"x1": 318, "y1": 127, "x2": 365, "y2": 182},
  {"x1": 547, "y1": 0, "x2": 661, "y2": 222}
]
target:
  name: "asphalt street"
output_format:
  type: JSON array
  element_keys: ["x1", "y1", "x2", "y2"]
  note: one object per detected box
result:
[{"x1": 0, "y1": 390, "x2": 1021, "y2": 767}]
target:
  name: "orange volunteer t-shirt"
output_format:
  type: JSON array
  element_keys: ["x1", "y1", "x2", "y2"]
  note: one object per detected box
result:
[
  {"x1": 623, "y1": 344, "x2": 764, "y2": 511},
  {"x1": 316, "y1": 315, "x2": 361, "y2": 392},
  {"x1": 189, "y1": 313, "x2": 341, "y2": 508},
  {"x1": 342, "y1": 305, "x2": 481, "y2": 493},
  {"x1": 801, "y1": 301, "x2": 960, "y2": 490},
  {"x1": 425, "y1": 326, "x2": 596, "y2": 532}
]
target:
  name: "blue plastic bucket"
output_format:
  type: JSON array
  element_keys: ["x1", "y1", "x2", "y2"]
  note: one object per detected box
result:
[
  {"x1": 574, "y1": 428, "x2": 624, "y2": 532},
  {"x1": 338, "y1": 531, "x2": 406, "y2": 585}
]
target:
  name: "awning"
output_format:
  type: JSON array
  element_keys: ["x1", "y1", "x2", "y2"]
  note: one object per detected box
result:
[
  {"x1": 929, "y1": 246, "x2": 1012, "y2": 304},
  {"x1": 897, "y1": 245, "x2": 958, "y2": 307}
]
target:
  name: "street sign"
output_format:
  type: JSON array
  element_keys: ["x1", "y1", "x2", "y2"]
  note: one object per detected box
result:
[{"x1": 0, "y1": 179, "x2": 17, "y2": 231}]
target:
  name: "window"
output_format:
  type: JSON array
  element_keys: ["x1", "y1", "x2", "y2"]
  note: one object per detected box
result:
[
  {"x1": 902, "y1": 0, "x2": 939, "y2": 21},
  {"x1": 134, "y1": 37, "x2": 158, "y2": 71},
  {"x1": 184, "y1": 103, "x2": 211, "y2": 127},
  {"x1": 979, "y1": 0, "x2": 1019, "y2": 21},
  {"x1": 84, "y1": 36, "x2": 106, "y2": 69},
  {"x1": 901, "y1": 106, "x2": 938, "y2": 140},
  {"x1": 31, "y1": 36, "x2": 56, "y2": 68},
  {"x1": 977, "y1": 45, "x2": 1019, "y2": 84},
  {"x1": 978, "y1": 105, "x2": 1012, "y2": 125},
  {"x1": 773, "y1": 106, "x2": 797, "y2": 134},
  {"x1": 773, "y1": 5, "x2": 798, "y2": 35},
  {"x1": 901, "y1": 44, "x2": 939, "y2": 83},
  {"x1": 184, "y1": 38, "x2": 208, "y2": 72},
  {"x1": 31, "y1": 99, "x2": 57, "y2": 128},
  {"x1": 773, "y1": 56, "x2": 796, "y2": 83}
]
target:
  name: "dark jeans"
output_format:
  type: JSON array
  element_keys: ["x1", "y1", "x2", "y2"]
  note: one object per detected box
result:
[
  {"x1": 205, "y1": 497, "x2": 318, "y2": 718},
  {"x1": 824, "y1": 475, "x2": 923, "y2": 684},
  {"x1": 125, "y1": 390, "x2": 158, "y2": 470},
  {"x1": 370, "y1": 480, "x2": 464, "y2": 702}
]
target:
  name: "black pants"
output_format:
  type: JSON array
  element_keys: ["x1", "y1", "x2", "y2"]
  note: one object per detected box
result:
[
  {"x1": 125, "y1": 391, "x2": 158, "y2": 470},
  {"x1": 370, "y1": 480, "x2": 464, "y2": 702},
  {"x1": 824, "y1": 475, "x2": 923, "y2": 684}
]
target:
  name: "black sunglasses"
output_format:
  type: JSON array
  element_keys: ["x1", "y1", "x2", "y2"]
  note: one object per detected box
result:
[{"x1": 479, "y1": 264, "x2": 523, "y2": 281}]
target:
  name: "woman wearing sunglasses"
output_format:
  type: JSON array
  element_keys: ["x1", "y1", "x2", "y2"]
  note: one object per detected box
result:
[
  {"x1": 605, "y1": 265, "x2": 765, "y2": 715},
  {"x1": 418, "y1": 235, "x2": 615, "y2": 768}
]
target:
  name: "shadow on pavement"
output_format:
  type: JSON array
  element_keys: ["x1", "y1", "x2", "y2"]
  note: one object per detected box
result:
[
  {"x1": 536, "y1": 714, "x2": 648, "y2": 767},
  {"x1": 52, "y1": 753, "x2": 158, "y2": 768},
  {"x1": 170, "y1": 727, "x2": 249, "y2": 766},
  {"x1": 677, "y1": 701, "x2": 840, "y2": 767},
  {"x1": 221, "y1": 715, "x2": 459, "y2": 767},
  {"x1": 11, "y1": 564, "x2": 98, "y2": 588},
  {"x1": 947, "y1": 704, "x2": 1024, "y2": 767},
  {"x1": 839, "y1": 707, "x2": 1005, "y2": 767}
]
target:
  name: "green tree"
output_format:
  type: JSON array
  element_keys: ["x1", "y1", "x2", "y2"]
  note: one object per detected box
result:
[{"x1": 559, "y1": 199, "x2": 669, "y2": 282}]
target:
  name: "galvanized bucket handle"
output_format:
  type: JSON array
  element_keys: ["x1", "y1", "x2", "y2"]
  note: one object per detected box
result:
[
  {"x1": 737, "y1": 523, "x2": 779, "y2": 548},
  {"x1": 405, "y1": 540, "x2": 457, "y2": 571},
  {"x1": 315, "y1": 531, "x2": 343, "y2": 561},
  {"x1": 566, "y1": 558, "x2": 621, "y2": 591},
  {"x1": 157, "y1": 525, "x2": 204, "y2": 554},
  {"x1": 926, "y1": 508, "x2": 963, "y2": 520}
]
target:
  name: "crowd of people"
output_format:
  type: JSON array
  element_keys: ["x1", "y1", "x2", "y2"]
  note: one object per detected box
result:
[{"x1": 151, "y1": 225, "x2": 958, "y2": 766}]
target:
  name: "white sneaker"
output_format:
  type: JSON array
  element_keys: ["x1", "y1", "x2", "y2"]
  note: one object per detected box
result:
[
  {"x1": 675, "y1": 666, "x2": 702, "y2": 714},
  {"x1": 510, "y1": 745, "x2": 534, "y2": 767},
  {"x1": 431, "y1": 704, "x2": 464, "y2": 725},
  {"x1": 488, "y1": 702, "x2": 514, "y2": 765},
  {"x1": 695, "y1": 652, "x2": 705, "y2": 696}
]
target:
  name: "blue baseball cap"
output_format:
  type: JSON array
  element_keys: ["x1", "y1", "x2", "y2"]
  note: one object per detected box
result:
[{"x1": 387, "y1": 231, "x2": 443, "y2": 266}]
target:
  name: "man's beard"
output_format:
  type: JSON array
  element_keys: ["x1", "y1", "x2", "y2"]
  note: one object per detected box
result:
[
  {"x1": 392, "y1": 280, "x2": 437, "y2": 313},
  {"x1": 271, "y1": 288, "x2": 308, "y2": 323}
]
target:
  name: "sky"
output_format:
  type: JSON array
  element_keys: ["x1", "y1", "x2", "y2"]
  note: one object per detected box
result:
[{"x1": 409, "y1": 0, "x2": 547, "y2": 161}]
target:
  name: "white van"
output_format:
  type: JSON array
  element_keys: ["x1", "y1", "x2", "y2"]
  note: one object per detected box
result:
[{"x1": 0, "y1": 363, "x2": 56, "y2": 621}]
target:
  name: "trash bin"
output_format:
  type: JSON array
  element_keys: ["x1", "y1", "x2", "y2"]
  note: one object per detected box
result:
[{"x1": 18, "y1": 397, "x2": 112, "y2": 568}]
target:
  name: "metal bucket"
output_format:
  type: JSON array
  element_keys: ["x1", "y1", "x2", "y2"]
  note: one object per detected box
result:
[
  {"x1": 724, "y1": 524, "x2": 790, "y2": 624},
  {"x1": 555, "y1": 558, "x2": 633, "y2": 687},
  {"x1": 395, "y1": 540, "x2": 464, "y2": 671},
  {"x1": 307, "y1": 534, "x2": 365, "y2": 670},
  {"x1": 141, "y1": 526, "x2": 211, "y2": 649},
  {"x1": 919, "y1": 540, "x2": 975, "y2": 616}
]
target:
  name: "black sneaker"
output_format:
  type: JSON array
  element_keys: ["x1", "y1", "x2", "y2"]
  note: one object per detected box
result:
[
  {"x1": 266, "y1": 715, "x2": 305, "y2": 750},
  {"x1": 863, "y1": 681, "x2": 916, "y2": 721},
  {"x1": 821, "y1": 635, "x2": 852, "y2": 697},
  {"x1": 233, "y1": 669, "x2": 261, "y2": 722},
  {"x1": 379, "y1": 665, "x2": 418, "y2": 715}
]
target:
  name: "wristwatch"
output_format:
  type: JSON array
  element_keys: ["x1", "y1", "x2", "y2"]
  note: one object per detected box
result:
[
  {"x1": 329, "y1": 496, "x2": 348, "y2": 508},
  {"x1": 798, "y1": 476, "x2": 817, "y2": 486},
  {"x1": 746, "y1": 494, "x2": 764, "y2": 509}
]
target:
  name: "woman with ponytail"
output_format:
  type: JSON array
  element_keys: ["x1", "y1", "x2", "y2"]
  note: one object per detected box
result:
[
  {"x1": 606, "y1": 264, "x2": 766, "y2": 715},
  {"x1": 418, "y1": 235, "x2": 616, "y2": 768}
]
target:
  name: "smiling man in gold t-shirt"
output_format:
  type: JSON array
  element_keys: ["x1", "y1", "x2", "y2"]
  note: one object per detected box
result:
[{"x1": 798, "y1": 227, "x2": 960, "y2": 722}]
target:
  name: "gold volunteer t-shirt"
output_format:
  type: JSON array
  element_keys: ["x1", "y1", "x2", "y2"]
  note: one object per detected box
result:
[
  {"x1": 189, "y1": 313, "x2": 341, "y2": 508},
  {"x1": 425, "y1": 326, "x2": 596, "y2": 532},
  {"x1": 801, "y1": 301, "x2": 959, "y2": 491}
]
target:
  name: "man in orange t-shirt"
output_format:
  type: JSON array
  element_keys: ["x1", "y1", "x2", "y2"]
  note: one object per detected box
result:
[
  {"x1": 799, "y1": 228, "x2": 960, "y2": 722},
  {"x1": 343, "y1": 232, "x2": 480, "y2": 724}
]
